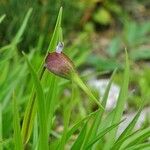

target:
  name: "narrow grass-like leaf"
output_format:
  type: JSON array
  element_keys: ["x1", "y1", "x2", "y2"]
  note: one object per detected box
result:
[
  {"x1": 20, "y1": 52, "x2": 37, "y2": 144},
  {"x1": 0, "y1": 9, "x2": 31, "y2": 56},
  {"x1": 57, "y1": 82, "x2": 74, "y2": 150},
  {"x1": 85, "y1": 120, "x2": 125, "y2": 149},
  {"x1": 82, "y1": 69, "x2": 117, "y2": 148},
  {"x1": 125, "y1": 143, "x2": 150, "y2": 150},
  {"x1": 71, "y1": 122, "x2": 88, "y2": 150},
  {"x1": 117, "y1": 109, "x2": 142, "y2": 141},
  {"x1": 101, "y1": 69, "x2": 117, "y2": 109},
  {"x1": 32, "y1": 116, "x2": 38, "y2": 150},
  {"x1": 119, "y1": 127, "x2": 150, "y2": 150},
  {"x1": 0, "y1": 138, "x2": 12, "y2": 147},
  {"x1": 48, "y1": 7, "x2": 62, "y2": 51},
  {"x1": 21, "y1": 7, "x2": 62, "y2": 144},
  {"x1": 58, "y1": 27, "x2": 63, "y2": 42},
  {"x1": 45, "y1": 7, "x2": 63, "y2": 134},
  {"x1": 12, "y1": 8, "x2": 32, "y2": 45},
  {"x1": 72, "y1": 73, "x2": 104, "y2": 109},
  {"x1": 23, "y1": 53, "x2": 48, "y2": 150},
  {"x1": 21, "y1": 89, "x2": 37, "y2": 144},
  {"x1": 46, "y1": 75, "x2": 58, "y2": 131},
  {"x1": 0, "y1": 14, "x2": 6, "y2": 24},
  {"x1": 0, "y1": 104, "x2": 2, "y2": 150},
  {"x1": 39, "y1": 6, "x2": 62, "y2": 70},
  {"x1": 45, "y1": 16, "x2": 63, "y2": 136},
  {"x1": 12, "y1": 93, "x2": 23, "y2": 150},
  {"x1": 112, "y1": 108, "x2": 142, "y2": 149},
  {"x1": 98, "y1": 109, "x2": 115, "y2": 133},
  {"x1": 104, "y1": 50, "x2": 129, "y2": 150},
  {"x1": 0, "y1": 44, "x2": 11, "y2": 53},
  {"x1": 66, "y1": 109, "x2": 100, "y2": 142}
]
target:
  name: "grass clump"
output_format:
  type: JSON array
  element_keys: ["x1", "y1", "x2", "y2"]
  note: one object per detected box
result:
[{"x1": 0, "y1": 7, "x2": 149, "y2": 150}]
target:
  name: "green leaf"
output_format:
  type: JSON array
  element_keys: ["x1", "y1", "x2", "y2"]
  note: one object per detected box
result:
[
  {"x1": 98, "y1": 109, "x2": 115, "y2": 133},
  {"x1": 66, "y1": 109, "x2": 100, "y2": 142},
  {"x1": 71, "y1": 122, "x2": 88, "y2": 150},
  {"x1": 0, "y1": 14, "x2": 6, "y2": 24},
  {"x1": 130, "y1": 48, "x2": 150, "y2": 61},
  {"x1": 125, "y1": 21, "x2": 138, "y2": 46},
  {"x1": 21, "y1": 7, "x2": 63, "y2": 144},
  {"x1": 81, "y1": 69, "x2": 117, "y2": 148},
  {"x1": 119, "y1": 109, "x2": 142, "y2": 140},
  {"x1": 88, "y1": 55, "x2": 121, "y2": 71},
  {"x1": 32, "y1": 116, "x2": 38, "y2": 150},
  {"x1": 125, "y1": 143, "x2": 150, "y2": 150},
  {"x1": 119, "y1": 127, "x2": 150, "y2": 150},
  {"x1": 72, "y1": 73, "x2": 104, "y2": 109},
  {"x1": 48, "y1": 7, "x2": 63, "y2": 51},
  {"x1": 0, "y1": 104, "x2": 2, "y2": 150},
  {"x1": 57, "y1": 82, "x2": 74, "y2": 150},
  {"x1": 111, "y1": 108, "x2": 142, "y2": 149},
  {"x1": 12, "y1": 8, "x2": 32, "y2": 45},
  {"x1": 46, "y1": 75, "x2": 58, "y2": 131},
  {"x1": 21, "y1": 89, "x2": 37, "y2": 144},
  {"x1": 107, "y1": 37, "x2": 121, "y2": 57},
  {"x1": 12, "y1": 93, "x2": 23, "y2": 150},
  {"x1": 85, "y1": 120, "x2": 124, "y2": 149},
  {"x1": 23, "y1": 53, "x2": 48, "y2": 150},
  {"x1": 104, "y1": 50, "x2": 129, "y2": 150},
  {"x1": 45, "y1": 7, "x2": 63, "y2": 134}
]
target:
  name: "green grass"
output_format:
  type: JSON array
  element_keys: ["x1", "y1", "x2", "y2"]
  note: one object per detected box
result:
[
  {"x1": 12, "y1": 92, "x2": 23, "y2": 150},
  {"x1": 0, "y1": 6, "x2": 150, "y2": 150}
]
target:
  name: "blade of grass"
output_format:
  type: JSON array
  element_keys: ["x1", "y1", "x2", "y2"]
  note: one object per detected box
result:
[
  {"x1": 20, "y1": 53, "x2": 37, "y2": 144},
  {"x1": 23, "y1": 53, "x2": 48, "y2": 150},
  {"x1": 125, "y1": 143, "x2": 150, "y2": 150},
  {"x1": 66, "y1": 109, "x2": 100, "y2": 142},
  {"x1": 98, "y1": 109, "x2": 115, "y2": 132},
  {"x1": 119, "y1": 127, "x2": 150, "y2": 150},
  {"x1": 32, "y1": 115, "x2": 38, "y2": 150},
  {"x1": 0, "y1": 59, "x2": 25, "y2": 97},
  {"x1": 45, "y1": 7, "x2": 63, "y2": 134},
  {"x1": 117, "y1": 108, "x2": 142, "y2": 141},
  {"x1": 85, "y1": 120, "x2": 125, "y2": 149},
  {"x1": 0, "y1": 14, "x2": 6, "y2": 24},
  {"x1": 46, "y1": 75, "x2": 58, "y2": 132},
  {"x1": 72, "y1": 73, "x2": 104, "y2": 109},
  {"x1": 82, "y1": 69, "x2": 117, "y2": 149},
  {"x1": 110, "y1": 130, "x2": 138, "y2": 150},
  {"x1": 12, "y1": 8, "x2": 32, "y2": 45},
  {"x1": 112, "y1": 108, "x2": 142, "y2": 150},
  {"x1": 21, "y1": 7, "x2": 62, "y2": 144},
  {"x1": 0, "y1": 104, "x2": 2, "y2": 150},
  {"x1": 48, "y1": 7, "x2": 62, "y2": 51},
  {"x1": 12, "y1": 92, "x2": 23, "y2": 150},
  {"x1": 0, "y1": 9, "x2": 31, "y2": 55},
  {"x1": 0, "y1": 138, "x2": 12, "y2": 147},
  {"x1": 21, "y1": 88, "x2": 37, "y2": 144},
  {"x1": 0, "y1": 45, "x2": 11, "y2": 53},
  {"x1": 71, "y1": 122, "x2": 88, "y2": 150},
  {"x1": 104, "y1": 50, "x2": 129, "y2": 150},
  {"x1": 57, "y1": 82, "x2": 75, "y2": 150}
]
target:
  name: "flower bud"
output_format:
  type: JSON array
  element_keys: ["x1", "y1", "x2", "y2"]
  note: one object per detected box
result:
[
  {"x1": 45, "y1": 42, "x2": 75, "y2": 79},
  {"x1": 45, "y1": 42, "x2": 104, "y2": 109}
]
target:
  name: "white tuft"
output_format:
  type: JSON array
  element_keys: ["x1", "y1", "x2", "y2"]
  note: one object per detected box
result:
[{"x1": 56, "y1": 42, "x2": 64, "y2": 53}]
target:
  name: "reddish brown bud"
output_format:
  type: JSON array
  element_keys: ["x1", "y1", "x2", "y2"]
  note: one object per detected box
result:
[
  {"x1": 45, "y1": 49, "x2": 75, "y2": 79},
  {"x1": 45, "y1": 42, "x2": 104, "y2": 109}
]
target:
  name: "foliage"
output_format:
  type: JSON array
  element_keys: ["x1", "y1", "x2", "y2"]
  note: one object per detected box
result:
[{"x1": 0, "y1": 6, "x2": 150, "y2": 150}]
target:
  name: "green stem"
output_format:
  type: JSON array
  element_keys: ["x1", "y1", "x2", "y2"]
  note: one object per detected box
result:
[{"x1": 72, "y1": 73, "x2": 104, "y2": 110}]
